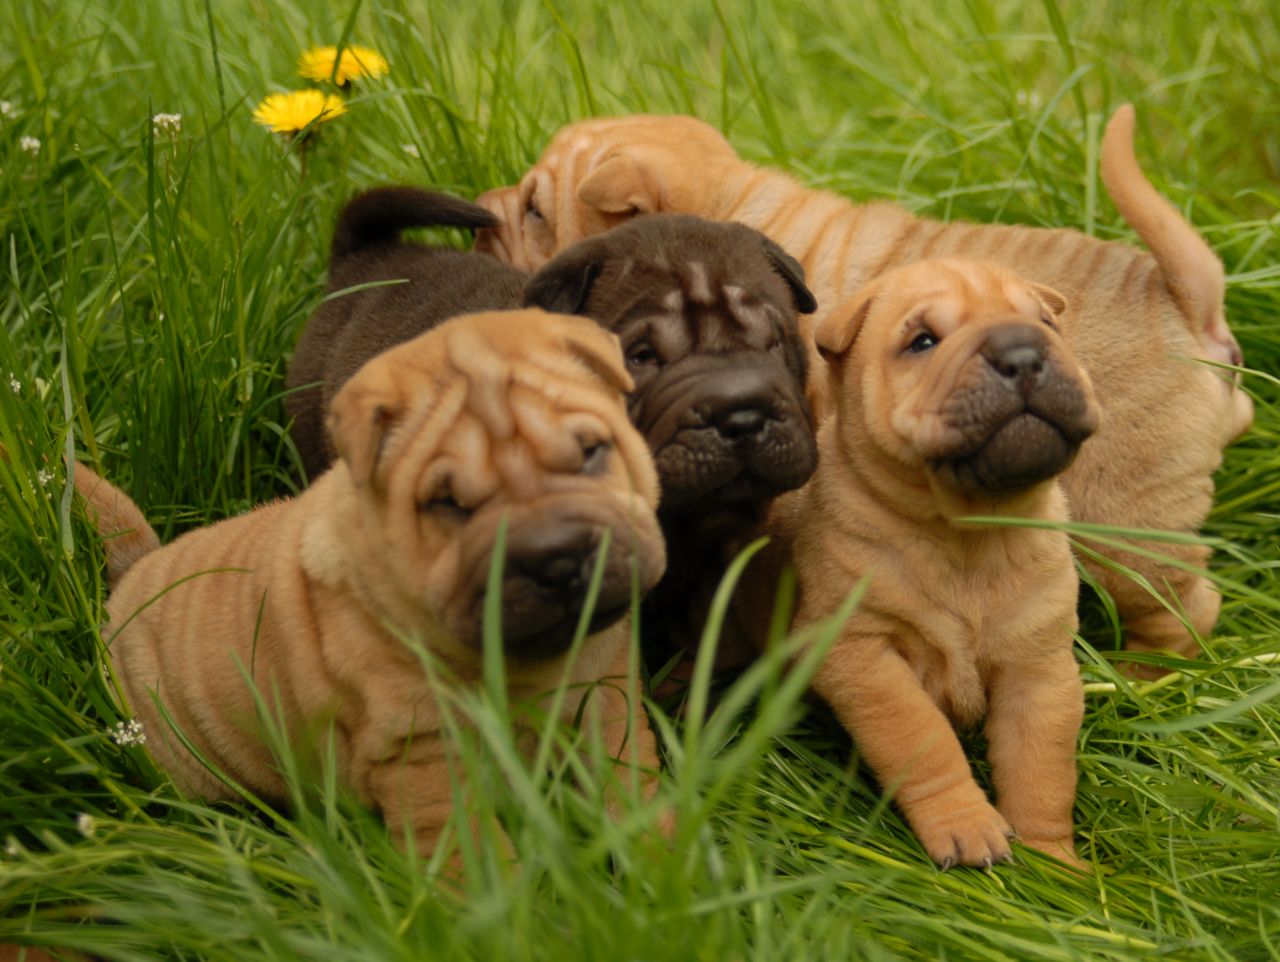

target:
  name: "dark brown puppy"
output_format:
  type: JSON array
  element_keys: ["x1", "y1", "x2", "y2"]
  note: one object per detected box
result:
[
  {"x1": 523, "y1": 215, "x2": 819, "y2": 654},
  {"x1": 286, "y1": 187, "x2": 524, "y2": 478}
]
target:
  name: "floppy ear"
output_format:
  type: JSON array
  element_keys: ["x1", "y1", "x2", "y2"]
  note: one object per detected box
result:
[
  {"x1": 327, "y1": 362, "x2": 404, "y2": 486},
  {"x1": 524, "y1": 242, "x2": 607, "y2": 315},
  {"x1": 814, "y1": 291, "x2": 877, "y2": 360},
  {"x1": 562, "y1": 326, "x2": 635, "y2": 395},
  {"x1": 576, "y1": 152, "x2": 661, "y2": 215},
  {"x1": 1028, "y1": 282, "x2": 1069, "y2": 318},
  {"x1": 760, "y1": 237, "x2": 818, "y2": 314}
]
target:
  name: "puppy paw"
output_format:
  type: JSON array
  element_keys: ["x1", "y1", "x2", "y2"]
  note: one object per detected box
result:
[
  {"x1": 1019, "y1": 836, "x2": 1087, "y2": 872},
  {"x1": 913, "y1": 800, "x2": 1014, "y2": 869}
]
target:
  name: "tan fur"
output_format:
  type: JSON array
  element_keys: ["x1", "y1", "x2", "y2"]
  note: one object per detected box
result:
[
  {"x1": 474, "y1": 107, "x2": 1255, "y2": 672},
  {"x1": 76, "y1": 310, "x2": 668, "y2": 857},
  {"x1": 734, "y1": 260, "x2": 1098, "y2": 868}
]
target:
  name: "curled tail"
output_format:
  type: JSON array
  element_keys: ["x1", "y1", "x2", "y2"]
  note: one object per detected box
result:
[
  {"x1": 73, "y1": 465, "x2": 159, "y2": 589},
  {"x1": 1100, "y1": 105, "x2": 1242, "y2": 368},
  {"x1": 330, "y1": 187, "x2": 500, "y2": 262}
]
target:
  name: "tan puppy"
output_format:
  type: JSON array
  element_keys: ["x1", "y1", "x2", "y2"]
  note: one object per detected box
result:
[
  {"x1": 75, "y1": 310, "x2": 667, "y2": 856},
  {"x1": 475, "y1": 106, "x2": 1254, "y2": 674},
  {"x1": 735, "y1": 259, "x2": 1100, "y2": 868}
]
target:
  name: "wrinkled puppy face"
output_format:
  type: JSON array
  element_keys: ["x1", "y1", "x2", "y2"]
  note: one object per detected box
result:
[
  {"x1": 816, "y1": 260, "x2": 1100, "y2": 500},
  {"x1": 327, "y1": 310, "x2": 665, "y2": 659},
  {"x1": 475, "y1": 115, "x2": 740, "y2": 271},
  {"x1": 523, "y1": 214, "x2": 820, "y2": 523}
]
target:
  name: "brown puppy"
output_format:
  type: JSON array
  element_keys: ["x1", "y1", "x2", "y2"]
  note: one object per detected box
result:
[
  {"x1": 735, "y1": 259, "x2": 1100, "y2": 868},
  {"x1": 286, "y1": 187, "x2": 522, "y2": 479},
  {"x1": 474, "y1": 106, "x2": 1254, "y2": 673},
  {"x1": 76, "y1": 310, "x2": 667, "y2": 856}
]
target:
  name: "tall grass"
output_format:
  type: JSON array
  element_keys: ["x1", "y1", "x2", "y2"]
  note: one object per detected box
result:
[{"x1": 2, "y1": 0, "x2": 1277, "y2": 959}]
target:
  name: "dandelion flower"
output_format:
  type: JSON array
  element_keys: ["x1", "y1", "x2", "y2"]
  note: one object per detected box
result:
[
  {"x1": 76, "y1": 813, "x2": 97, "y2": 838},
  {"x1": 252, "y1": 90, "x2": 346, "y2": 135},
  {"x1": 19, "y1": 135, "x2": 40, "y2": 155},
  {"x1": 298, "y1": 45, "x2": 389, "y2": 85}
]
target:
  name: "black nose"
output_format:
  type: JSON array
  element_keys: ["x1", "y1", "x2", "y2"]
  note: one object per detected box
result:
[
  {"x1": 981, "y1": 324, "x2": 1047, "y2": 386},
  {"x1": 714, "y1": 405, "x2": 770, "y2": 438},
  {"x1": 506, "y1": 522, "x2": 596, "y2": 591}
]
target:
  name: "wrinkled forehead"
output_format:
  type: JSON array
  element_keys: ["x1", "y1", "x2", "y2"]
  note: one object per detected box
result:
[{"x1": 880, "y1": 271, "x2": 1040, "y2": 331}]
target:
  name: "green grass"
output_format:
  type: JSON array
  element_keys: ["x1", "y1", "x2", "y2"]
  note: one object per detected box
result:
[{"x1": 2, "y1": 0, "x2": 1278, "y2": 959}]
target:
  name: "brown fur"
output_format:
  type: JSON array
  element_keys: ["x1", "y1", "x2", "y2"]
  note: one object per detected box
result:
[
  {"x1": 735, "y1": 260, "x2": 1100, "y2": 868},
  {"x1": 77, "y1": 310, "x2": 668, "y2": 857},
  {"x1": 474, "y1": 106, "x2": 1254, "y2": 672}
]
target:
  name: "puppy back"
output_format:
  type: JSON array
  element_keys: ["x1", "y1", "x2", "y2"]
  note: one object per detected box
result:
[{"x1": 330, "y1": 187, "x2": 500, "y2": 262}]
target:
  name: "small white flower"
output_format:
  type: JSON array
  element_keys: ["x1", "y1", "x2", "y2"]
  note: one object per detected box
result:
[
  {"x1": 401, "y1": 143, "x2": 420, "y2": 159},
  {"x1": 8, "y1": 374, "x2": 18, "y2": 394},
  {"x1": 76, "y1": 813, "x2": 97, "y2": 838},
  {"x1": 110, "y1": 718, "x2": 147, "y2": 747},
  {"x1": 19, "y1": 135, "x2": 40, "y2": 155},
  {"x1": 4, "y1": 838, "x2": 18, "y2": 857},
  {"x1": 152, "y1": 112, "x2": 182, "y2": 135},
  {"x1": 36, "y1": 467, "x2": 53, "y2": 487},
  {"x1": 0, "y1": 100, "x2": 12, "y2": 117},
  {"x1": 1015, "y1": 89, "x2": 1043, "y2": 111}
]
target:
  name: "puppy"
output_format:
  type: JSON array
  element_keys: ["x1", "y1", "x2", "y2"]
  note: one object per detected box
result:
[
  {"x1": 474, "y1": 106, "x2": 1254, "y2": 673},
  {"x1": 286, "y1": 187, "x2": 524, "y2": 479},
  {"x1": 522, "y1": 213, "x2": 819, "y2": 653},
  {"x1": 289, "y1": 190, "x2": 819, "y2": 654},
  {"x1": 77, "y1": 310, "x2": 667, "y2": 856},
  {"x1": 734, "y1": 260, "x2": 1100, "y2": 868}
]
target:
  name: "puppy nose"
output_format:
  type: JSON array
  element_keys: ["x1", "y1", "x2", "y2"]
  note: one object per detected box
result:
[
  {"x1": 981, "y1": 324, "x2": 1048, "y2": 386},
  {"x1": 507, "y1": 522, "x2": 596, "y2": 589},
  {"x1": 714, "y1": 406, "x2": 770, "y2": 438}
]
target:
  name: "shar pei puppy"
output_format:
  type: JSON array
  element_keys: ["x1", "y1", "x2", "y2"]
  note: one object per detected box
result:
[
  {"x1": 76, "y1": 310, "x2": 668, "y2": 857},
  {"x1": 735, "y1": 259, "x2": 1101, "y2": 869}
]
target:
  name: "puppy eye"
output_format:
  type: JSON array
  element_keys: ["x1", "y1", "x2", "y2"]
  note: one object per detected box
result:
[
  {"x1": 906, "y1": 331, "x2": 939, "y2": 354},
  {"x1": 580, "y1": 439, "x2": 611, "y2": 475},
  {"x1": 1040, "y1": 311, "x2": 1057, "y2": 329},
  {"x1": 626, "y1": 342, "x2": 660, "y2": 367},
  {"x1": 420, "y1": 485, "x2": 471, "y2": 518},
  {"x1": 526, "y1": 197, "x2": 544, "y2": 221}
]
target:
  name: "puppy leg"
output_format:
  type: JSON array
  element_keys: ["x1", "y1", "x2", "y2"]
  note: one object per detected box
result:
[
  {"x1": 985, "y1": 651, "x2": 1085, "y2": 869},
  {"x1": 1089, "y1": 540, "x2": 1218, "y2": 677},
  {"x1": 814, "y1": 639, "x2": 1013, "y2": 868},
  {"x1": 586, "y1": 643, "x2": 670, "y2": 834},
  {"x1": 366, "y1": 734, "x2": 512, "y2": 866}
]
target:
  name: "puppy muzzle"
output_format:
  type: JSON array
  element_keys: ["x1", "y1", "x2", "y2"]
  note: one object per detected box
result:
[
  {"x1": 927, "y1": 323, "x2": 1098, "y2": 498},
  {"x1": 455, "y1": 501, "x2": 664, "y2": 658},
  {"x1": 634, "y1": 356, "x2": 818, "y2": 513}
]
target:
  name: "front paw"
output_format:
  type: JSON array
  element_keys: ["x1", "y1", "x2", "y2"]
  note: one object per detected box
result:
[
  {"x1": 910, "y1": 798, "x2": 1014, "y2": 869},
  {"x1": 1019, "y1": 836, "x2": 1086, "y2": 872}
]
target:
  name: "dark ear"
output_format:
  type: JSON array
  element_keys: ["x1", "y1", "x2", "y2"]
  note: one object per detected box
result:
[
  {"x1": 524, "y1": 243, "x2": 607, "y2": 316},
  {"x1": 760, "y1": 237, "x2": 818, "y2": 315}
]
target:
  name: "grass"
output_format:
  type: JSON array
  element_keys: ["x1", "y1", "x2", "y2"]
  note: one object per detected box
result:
[{"x1": 1, "y1": 0, "x2": 1278, "y2": 958}]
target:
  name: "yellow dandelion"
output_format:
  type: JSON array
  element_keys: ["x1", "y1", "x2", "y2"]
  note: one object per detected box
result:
[
  {"x1": 252, "y1": 90, "x2": 347, "y2": 135},
  {"x1": 298, "y1": 45, "x2": 389, "y2": 85}
]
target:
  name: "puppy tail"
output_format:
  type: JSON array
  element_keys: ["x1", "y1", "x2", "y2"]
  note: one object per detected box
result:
[
  {"x1": 73, "y1": 464, "x2": 160, "y2": 589},
  {"x1": 330, "y1": 187, "x2": 501, "y2": 262},
  {"x1": 1100, "y1": 105, "x2": 1239, "y2": 366}
]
